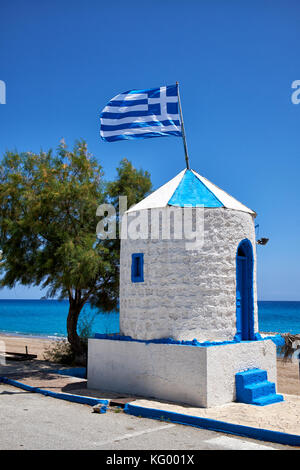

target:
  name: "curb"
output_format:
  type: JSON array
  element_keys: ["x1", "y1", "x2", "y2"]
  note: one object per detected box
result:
[
  {"x1": 50, "y1": 367, "x2": 86, "y2": 379},
  {"x1": 124, "y1": 402, "x2": 300, "y2": 447},
  {"x1": 0, "y1": 376, "x2": 108, "y2": 410}
]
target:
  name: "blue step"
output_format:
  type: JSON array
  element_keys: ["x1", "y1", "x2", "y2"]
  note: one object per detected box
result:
[
  {"x1": 236, "y1": 368, "x2": 267, "y2": 388},
  {"x1": 235, "y1": 368, "x2": 284, "y2": 406},
  {"x1": 243, "y1": 380, "x2": 276, "y2": 401},
  {"x1": 252, "y1": 393, "x2": 284, "y2": 406}
]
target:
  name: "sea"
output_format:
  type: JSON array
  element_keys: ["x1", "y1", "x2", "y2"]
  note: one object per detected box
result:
[{"x1": 0, "y1": 299, "x2": 299, "y2": 339}]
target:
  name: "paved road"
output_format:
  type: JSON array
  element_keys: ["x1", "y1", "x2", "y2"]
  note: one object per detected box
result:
[{"x1": 0, "y1": 384, "x2": 294, "y2": 451}]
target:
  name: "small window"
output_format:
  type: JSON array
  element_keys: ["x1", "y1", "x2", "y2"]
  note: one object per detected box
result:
[
  {"x1": 131, "y1": 253, "x2": 144, "y2": 283},
  {"x1": 238, "y1": 245, "x2": 246, "y2": 257}
]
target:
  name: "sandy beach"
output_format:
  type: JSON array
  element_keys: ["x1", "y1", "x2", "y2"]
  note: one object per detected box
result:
[
  {"x1": 0, "y1": 333, "x2": 59, "y2": 360},
  {"x1": 0, "y1": 333, "x2": 299, "y2": 396}
]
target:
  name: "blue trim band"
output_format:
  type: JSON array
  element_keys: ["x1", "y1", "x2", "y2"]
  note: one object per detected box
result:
[
  {"x1": 93, "y1": 333, "x2": 284, "y2": 348},
  {"x1": 124, "y1": 403, "x2": 300, "y2": 447},
  {"x1": 94, "y1": 333, "x2": 236, "y2": 347},
  {"x1": 262, "y1": 335, "x2": 286, "y2": 347},
  {"x1": 0, "y1": 377, "x2": 108, "y2": 408}
]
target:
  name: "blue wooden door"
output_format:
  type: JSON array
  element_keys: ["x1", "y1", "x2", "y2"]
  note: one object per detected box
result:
[{"x1": 236, "y1": 255, "x2": 250, "y2": 340}]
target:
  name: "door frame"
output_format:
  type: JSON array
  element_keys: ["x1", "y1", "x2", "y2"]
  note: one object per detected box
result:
[{"x1": 235, "y1": 238, "x2": 255, "y2": 341}]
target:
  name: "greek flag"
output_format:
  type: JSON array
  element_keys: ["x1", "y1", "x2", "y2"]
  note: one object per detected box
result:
[{"x1": 100, "y1": 84, "x2": 182, "y2": 142}]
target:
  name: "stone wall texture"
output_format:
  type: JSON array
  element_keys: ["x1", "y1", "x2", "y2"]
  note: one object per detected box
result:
[{"x1": 120, "y1": 207, "x2": 258, "y2": 342}]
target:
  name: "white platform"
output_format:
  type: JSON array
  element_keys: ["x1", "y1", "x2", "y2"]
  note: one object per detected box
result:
[{"x1": 87, "y1": 338, "x2": 277, "y2": 407}]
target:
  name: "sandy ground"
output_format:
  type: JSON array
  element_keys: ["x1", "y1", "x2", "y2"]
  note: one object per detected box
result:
[{"x1": 0, "y1": 333, "x2": 61, "y2": 360}]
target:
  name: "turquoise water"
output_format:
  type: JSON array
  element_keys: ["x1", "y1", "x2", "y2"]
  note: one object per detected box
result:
[
  {"x1": 0, "y1": 300, "x2": 119, "y2": 338},
  {"x1": 0, "y1": 299, "x2": 299, "y2": 338},
  {"x1": 258, "y1": 301, "x2": 300, "y2": 334}
]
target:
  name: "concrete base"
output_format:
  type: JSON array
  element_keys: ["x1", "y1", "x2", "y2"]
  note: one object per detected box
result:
[{"x1": 87, "y1": 338, "x2": 277, "y2": 408}]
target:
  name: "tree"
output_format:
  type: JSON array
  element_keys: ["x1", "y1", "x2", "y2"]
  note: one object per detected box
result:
[{"x1": 0, "y1": 140, "x2": 152, "y2": 361}]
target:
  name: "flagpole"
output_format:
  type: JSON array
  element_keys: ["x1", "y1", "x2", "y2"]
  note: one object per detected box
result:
[{"x1": 176, "y1": 81, "x2": 190, "y2": 170}]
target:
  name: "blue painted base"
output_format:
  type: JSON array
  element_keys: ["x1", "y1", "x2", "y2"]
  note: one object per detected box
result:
[
  {"x1": 236, "y1": 368, "x2": 284, "y2": 406},
  {"x1": 94, "y1": 333, "x2": 284, "y2": 348}
]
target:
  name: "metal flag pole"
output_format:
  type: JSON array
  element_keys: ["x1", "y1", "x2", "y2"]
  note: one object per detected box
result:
[{"x1": 176, "y1": 81, "x2": 190, "y2": 170}]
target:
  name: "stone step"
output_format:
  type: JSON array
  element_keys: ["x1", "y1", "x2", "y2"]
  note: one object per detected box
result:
[
  {"x1": 252, "y1": 393, "x2": 284, "y2": 406},
  {"x1": 236, "y1": 368, "x2": 267, "y2": 388},
  {"x1": 243, "y1": 380, "x2": 276, "y2": 401},
  {"x1": 235, "y1": 368, "x2": 284, "y2": 406}
]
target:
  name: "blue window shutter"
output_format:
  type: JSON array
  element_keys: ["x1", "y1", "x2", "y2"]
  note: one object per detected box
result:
[{"x1": 131, "y1": 253, "x2": 144, "y2": 283}]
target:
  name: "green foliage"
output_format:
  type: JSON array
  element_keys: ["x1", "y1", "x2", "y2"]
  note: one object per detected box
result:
[
  {"x1": 43, "y1": 313, "x2": 94, "y2": 366},
  {"x1": 0, "y1": 140, "x2": 108, "y2": 299},
  {"x1": 43, "y1": 323, "x2": 93, "y2": 366},
  {"x1": 43, "y1": 339, "x2": 75, "y2": 365},
  {"x1": 0, "y1": 140, "x2": 152, "y2": 358},
  {"x1": 106, "y1": 158, "x2": 152, "y2": 213},
  {"x1": 112, "y1": 407, "x2": 122, "y2": 413},
  {"x1": 78, "y1": 311, "x2": 95, "y2": 345}
]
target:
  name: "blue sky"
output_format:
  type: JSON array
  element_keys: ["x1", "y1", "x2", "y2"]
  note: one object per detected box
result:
[{"x1": 0, "y1": 0, "x2": 299, "y2": 300}]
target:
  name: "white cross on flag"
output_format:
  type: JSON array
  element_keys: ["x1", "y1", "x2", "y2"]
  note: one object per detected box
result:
[{"x1": 100, "y1": 84, "x2": 182, "y2": 142}]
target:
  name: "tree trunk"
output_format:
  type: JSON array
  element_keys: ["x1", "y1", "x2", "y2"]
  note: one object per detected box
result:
[{"x1": 67, "y1": 302, "x2": 85, "y2": 363}]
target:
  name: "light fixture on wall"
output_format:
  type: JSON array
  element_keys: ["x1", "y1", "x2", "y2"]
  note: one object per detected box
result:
[
  {"x1": 257, "y1": 238, "x2": 269, "y2": 245},
  {"x1": 255, "y1": 224, "x2": 269, "y2": 245}
]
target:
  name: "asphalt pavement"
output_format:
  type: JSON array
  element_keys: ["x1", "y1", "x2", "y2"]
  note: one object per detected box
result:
[{"x1": 0, "y1": 383, "x2": 294, "y2": 451}]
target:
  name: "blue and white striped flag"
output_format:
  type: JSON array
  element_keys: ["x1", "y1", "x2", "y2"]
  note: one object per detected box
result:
[{"x1": 100, "y1": 84, "x2": 182, "y2": 142}]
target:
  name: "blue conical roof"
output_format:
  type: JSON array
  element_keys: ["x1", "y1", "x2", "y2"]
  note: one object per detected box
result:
[
  {"x1": 168, "y1": 169, "x2": 223, "y2": 207},
  {"x1": 126, "y1": 169, "x2": 255, "y2": 215}
]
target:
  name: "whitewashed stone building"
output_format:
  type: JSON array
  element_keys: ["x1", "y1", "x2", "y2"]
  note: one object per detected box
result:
[
  {"x1": 119, "y1": 168, "x2": 258, "y2": 343},
  {"x1": 88, "y1": 169, "x2": 282, "y2": 407}
]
